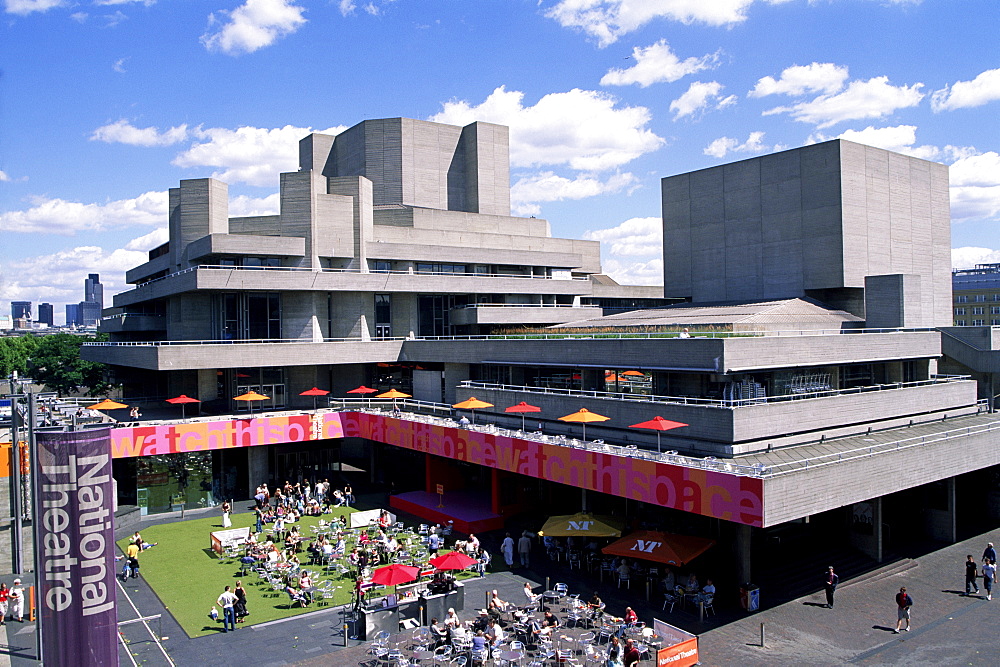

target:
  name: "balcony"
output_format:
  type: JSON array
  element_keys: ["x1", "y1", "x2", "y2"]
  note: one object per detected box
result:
[
  {"x1": 98, "y1": 313, "x2": 166, "y2": 334},
  {"x1": 448, "y1": 303, "x2": 601, "y2": 326}
]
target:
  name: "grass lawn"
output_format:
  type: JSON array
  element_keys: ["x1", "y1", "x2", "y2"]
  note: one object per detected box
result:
[
  {"x1": 118, "y1": 507, "x2": 361, "y2": 638},
  {"x1": 118, "y1": 507, "x2": 481, "y2": 638}
]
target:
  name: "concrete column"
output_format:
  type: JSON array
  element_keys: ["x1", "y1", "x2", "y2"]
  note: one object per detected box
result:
[
  {"x1": 849, "y1": 498, "x2": 883, "y2": 562},
  {"x1": 443, "y1": 364, "x2": 471, "y2": 405},
  {"x1": 247, "y1": 446, "x2": 268, "y2": 489},
  {"x1": 735, "y1": 524, "x2": 752, "y2": 584}
]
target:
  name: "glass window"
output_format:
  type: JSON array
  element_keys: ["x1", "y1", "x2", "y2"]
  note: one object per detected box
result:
[
  {"x1": 973, "y1": 307, "x2": 985, "y2": 315},
  {"x1": 371, "y1": 260, "x2": 392, "y2": 273},
  {"x1": 973, "y1": 320, "x2": 986, "y2": 326},
  {"x1": 976, "y1": 294, "x2": 987, "y2": 302},
  {"x1": 374, "y1": 294, "x2": 392, "y2": 339},
  {"x1": 955, "y1": 308, "x2": 966, "y2": 315},
  {"x1": 992, "y1": 307, "x2": 1000, "y2": 315},
  {"x1": 956, "y1": 320, "x2": 966, "y2": 326},
  {"x1": 957, "y1": 295, "x2": 969, "y2": 303}
]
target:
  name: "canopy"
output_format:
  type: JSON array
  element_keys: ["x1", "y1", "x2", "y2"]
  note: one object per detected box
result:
[
  {"x1": 538, "y1": 512, "x2": 622, "y2": 538},
  {"x1": 371, "y1": 563, "x2": 419, "y2": 586},
  {"x1": 165, "y1": 394, "x2": 200, "y2": 419},
  {"x1": 89, "y1": 399, "x2": 128, "y2": 411},
  {"x1": 165, "y1": 394, "x2": 200, "y2": 404},
  {"x1": 622, "y1": 370, "x2": 646, "y2": 377},
  {"x1": 234, "y1": 391, "x2": 269, "y2": 401},
  {"x1": 558, "y1": 408, "x2": 610, "y2": 441},
  {"x1": 629, "y1": 416, "x2": 689, "y2": 453},
  {"x1": 452, "y1": 397, "x2": 493, "y2": 410},
  {"x1": 376, "y1": 389, "x2": 411, "y2": 399},
  {"x1": 504, "y1": 401, "x2": 541, "y2": 430},
  {"x1": 299, "y1": 387, "x2": 329, "y2": 396},
  {"x1": 601, "y1": 530, "x2": 715, "y2": 567},
  {"x1": 347, "y1": 385, "x2": 378, "y2": 394},
  {"x1": 429, "y1": 550, "x2": 477, "y2": 571}
]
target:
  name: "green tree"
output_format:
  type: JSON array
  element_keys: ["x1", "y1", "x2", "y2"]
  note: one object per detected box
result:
[
  {"x1": 27, "y1": 334, "x2": 111, "y2": 397},
  {"x1": 0, "y1": 335, "x2": 38, "y2": 379}
]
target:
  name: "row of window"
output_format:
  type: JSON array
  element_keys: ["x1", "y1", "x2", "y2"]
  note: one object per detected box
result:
[
  {"x1": 954, "y1": 307, "x2": 1000, "y2": 315},
  {"x1": 954, "y1": 320, "x2": 1000, "y2": 326},
  {"x1": 956, "y1": 294, "x2": 1000, "y2": 303}
]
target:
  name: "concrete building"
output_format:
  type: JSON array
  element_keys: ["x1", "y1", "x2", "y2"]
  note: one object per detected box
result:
[
  {"x1": 81, "y1": 121, "x2": 1000, "y2": 588},
  {"x1": 11, "y1": 301, "x2": 31, "y2": 321}
]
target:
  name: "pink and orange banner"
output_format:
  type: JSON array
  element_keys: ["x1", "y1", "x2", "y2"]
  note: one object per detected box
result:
[{"x1": 107, "y1": 411, "x2": 763, "y2": 526}]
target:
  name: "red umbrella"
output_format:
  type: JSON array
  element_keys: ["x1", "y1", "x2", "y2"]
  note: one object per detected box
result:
[
  {"x1": 504, "y1": 401, "x2": 541, "y2": 431},
  {"x1": 371, "y1": 563, "x2": 420, "y2": 586},
  {"x1": 165, "y1": 394, "x2": 200, "y2": 419},
  {"x1": 629, "y1": 416, "x2": 688, "y2": 453},
  {"x1": 429, "y1": 550, "x2": 478, "y2": 571},
  {"x1": 299, "y1": 387, "x2": 330, "y2": 410},
  {"x1": 346, "y1": 385, "x2": 378, "y2": 408}
]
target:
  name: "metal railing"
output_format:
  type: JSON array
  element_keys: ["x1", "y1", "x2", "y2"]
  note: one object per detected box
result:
[
  {"x1": 458, "y1": 376, "x2": 972, "y2": 409},
  {"x1": 450, "y1": 303, "x2": 601, "y2": 310}
]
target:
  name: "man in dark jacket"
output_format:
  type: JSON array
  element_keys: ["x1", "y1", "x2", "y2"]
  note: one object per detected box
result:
[
  {"x1": 893, "y1": 587, "x2": 913, "y2": 633},
  {"x1": 824, "y1": 566, "x2": 839, "y2": 608},
  {"x1": 966, "y1": 555, "x2": 981, "y2": 596}
]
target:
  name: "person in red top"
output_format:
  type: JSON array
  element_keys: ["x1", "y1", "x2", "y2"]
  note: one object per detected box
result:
[
  {"x1": 0, "y1": 582, "x2": 8, "y2": 625},
  {"x1": 623, "y1": 637, "x2": 641, "y2": 667},
  {"x1": 893, "y1": 587, "x2": 913, "y2": 633},
  {"x1": 623, "y1": 606, "x2": 638, "y2": 626}
]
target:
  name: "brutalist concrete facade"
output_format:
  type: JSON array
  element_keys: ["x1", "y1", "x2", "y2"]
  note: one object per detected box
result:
[{"x1": 662, "y1": 139, "x2": 951, "y2": 326}]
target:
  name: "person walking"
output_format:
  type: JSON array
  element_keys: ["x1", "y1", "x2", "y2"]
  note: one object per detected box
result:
[
  {"x1": 823, "y1": 566, "x2": 839, "y2": 608},
  {"x1": 501, "y1": 533, "x2": 515, "y2": 568},
  {"x1": 216, "y1": 585, "x2": 237, "y2": 633},
  {"x1": 518, "y1": 531, "x2": 532, "y2": 568},
  {"x1": 983, "y1": 559, "x2": 997, "y2": 601},
  {"x1": 984, "y1": 543, "x2": 997, "y2": 565},
  {"x1": 10, "y1": 579, "x2": 24, "y2": 623},
  {"x1": 966, "y1": 554, "x2": 981, "y2": 596},
  {"x1": 893, "y1": 587, "x2": 913, "y2": 633}
]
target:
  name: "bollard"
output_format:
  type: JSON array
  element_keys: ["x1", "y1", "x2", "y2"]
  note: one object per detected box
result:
[
  {"x1": 546, "y1": 576, "x2": 550, "y2": 592},
  {"x1": 344, "y1": 623, "x2": 349, "y2": 647},
  {"x1": 760, "y1": 622, "x2": 765, "y2": 648}
]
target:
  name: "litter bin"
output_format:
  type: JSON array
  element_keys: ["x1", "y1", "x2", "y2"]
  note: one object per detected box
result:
[{"x1": 740, "y1": 584, "x2": 760, "y2": 612}]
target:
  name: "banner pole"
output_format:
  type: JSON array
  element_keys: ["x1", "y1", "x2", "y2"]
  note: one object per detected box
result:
[
  {"x1": 27, "y1": 392, "x2": 44, "y2": 664},
  {"x1": 10, "y1": 396, "x2": 24, "y2": 574}
]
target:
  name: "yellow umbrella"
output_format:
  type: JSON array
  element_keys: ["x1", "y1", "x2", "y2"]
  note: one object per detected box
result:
[
  {"x1": 452, "y1": 396, "x2": 494, "y2": 425},
  {"x1": 538, "y1": 512, "x2": 622, "y2": 538},
  {"x1": 558, "y1": 408, "x2": 610, "y2": 441},
  {"x1": 89, "y1": 398, "x2": 128, "y2": 411},
  {"x1": 376, "y1": 388, "x2": 411, "y2": 410},
  {"x1": 234, "y1": 390, "x2": 270, "y2": 416}
]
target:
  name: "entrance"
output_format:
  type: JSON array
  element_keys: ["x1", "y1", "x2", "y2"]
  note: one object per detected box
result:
[{"x1": 272, "y1": 443, "x2": 342, "y2": 485}]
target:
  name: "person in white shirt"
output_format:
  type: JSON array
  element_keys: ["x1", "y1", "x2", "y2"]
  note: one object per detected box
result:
[
  {"x1": 216, "y1": 585, "x2": 238, "y2": 632},
  {"x1": 9, "y1": 580, "x2": 24, "y2": 623}
]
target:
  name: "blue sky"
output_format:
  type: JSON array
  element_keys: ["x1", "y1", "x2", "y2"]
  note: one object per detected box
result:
[{"x1": 2, "y1": 0, "x2": 999, "y2": 323}]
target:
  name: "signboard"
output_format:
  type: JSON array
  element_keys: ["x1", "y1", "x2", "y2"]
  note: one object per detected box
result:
[
  {"x1": 34, "y1": 429, "x2": 118, "y2": 667},
  {"x1": 350, "y1": 508, "x2": 396, "y2": 529},
  {"x1": 210, "y1": 527, "x2": 251, "y2": 554},
  {"x1": 653, "y1": 618, "x2": 699, "y2": 667},
  {"x1": 436, "y1": 483, "x2": 444, "y2": 495}
]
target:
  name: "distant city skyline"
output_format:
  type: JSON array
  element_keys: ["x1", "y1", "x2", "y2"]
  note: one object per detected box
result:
[{"x1": 2, "y1": 1, "x2": 998, "y2": 321}]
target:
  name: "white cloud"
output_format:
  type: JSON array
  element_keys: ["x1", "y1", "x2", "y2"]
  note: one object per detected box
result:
[
  {"x1": 545, "y1": 0, "x2": 757, "y2": 47},
  {"x1": 0, "y1": 170, "x2": 9, "y2": 181},
  {"x1": 229, "y1": 193, "x2": 281, "y2": 216},
  {"x1": 91, "y1": 119, "x2": 191, "y2": 147},
  {"x1": 669, "y1": 81, "x2": 736, "y2": 120},
  {"x1": 103, "y1": 9, "x2": 126, "y2": 26},
  {"x1": 4, "y1": 0, "x2": 65, "y2": 15},
  {"x1": 583, "y1": 216, "x2": 662, "y2": 256},
  {"x1": 430, "y1": 86, "x2": 664, "y2": 171},
  {"x1": 123, "y1": 227, "x2": 169, "y2": 251},
  {"x1": 749, "y1": 62, "x2": 849, "y2": 97},
  {"x1": 931, "y1": 68, "x2": 1000, "y2": 112},
  {"x1": 952, "y1": 247, "x2": 1000, "y2": 270},
  {"x1": 1, "y1": 244, "x2": 149, "y2": 312},
  {"x1": 599, "y1": 257, "x2": 664, "y2": 286},
  {"x1": 600, "y1": 40, "x2": 718, "y2": 87},
  {"x1": 201, "y1": 0, "x2": 307, "y2": 56},
  {"x1": 827, "y1": 125, "x2": 939, "y2": 159},
  {"x1": 70, "y1": 11, "x2": 87, "y2": 21},
  {"x1": 763, "y1": 76, "x2": 924, "y2": 128},
  {"x1": 171, "y1": 124, "x2": 344, "y2": 187},
  {"x1": 950, "y1": 151, "x2": 1000, "y2": 222},
  {"x1": 510, "y1": 172, "x2": 637, "y2": 216},
  {"x1": 338, "y1": 0, "x2": 355, "y2": 15},
  {"x1": 113, "y1": 57, "x2": 128, "y2": 73},
  {"x1": 703, "y1": 131, "x2": 770, "y2": 158},
  {"x1": 95, "y1": 0, "x2": 155, "y2": 5},
  {"x1": 0, "y1": 191, "x2": 167, "y2": 235}
]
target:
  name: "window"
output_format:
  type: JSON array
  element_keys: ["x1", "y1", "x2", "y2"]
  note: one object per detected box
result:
[
  {"x1": 374, "y1": 294, "x2": 392, "y2": 339},
  {"x1": 973, "y1": 307, "x2": 985, "y2": 315},
  {"x1": 955, "y1": 308, "x2": 966, "y2": 315},
  {"x1": 973, "y1": 320, "x2": 986, "y2": 326},
  {"x1": 214, "y1": 292, "x2": 281, "y2": 340},
  {"x1": 993, "y1": 320, "x2": 1000, "y2": 326},
  {"x1": 371, "y1": 260, "x2": 392, "y2": 273},
  {"x1": 956, "y1": 320, "x2": 966, "y2": 326},
  {"x1": 416, "y1": 263, "x2": 468, "y2": 275},
  {"x1": 994, "y1": 294, "x2": 1000, "y2": 302},
  {"x1": 957, "y1": 295, "x2": 969, "y2": 303},
  {"x1": 976, "y1": 294, "x2": 987, "y2": 302},
  {"x1": 992, "y1": 307, "x2": 1000, "y2": 315}
]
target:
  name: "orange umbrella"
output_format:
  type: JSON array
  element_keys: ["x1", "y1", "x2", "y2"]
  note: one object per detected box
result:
[
  {"x1": 558, "y1": 408, "x2": 610, "y2": 441},
  {"x1": 629, "y1": 416, "x2": 689, "y2": 453},
  {"x1": 376, "y1": 388, "x2": 410, "y2": 410},
  {"x1": 452, "y1": 396, "x2": 494, "y2": 424},
  {"x1": 347, "y1": 385, "x2": 378, "y2": 394},
  {"x1": 234, "y1": 390, "x2": 269, "y2": 416},
  {"x1": 601, "y1": 530, "x2": 715, "y2": 567},
  {"x1": 89, "y1": 399, "x2": 128, "y2": 411},
  {"x1": 299, "y1": 387, "x2": 329, "y2": 410},
  {"x1": 622, "y1": 370, "x2": 646, "y2": 377},
  {"x1": 504, "y1": 401, "x2": 541, "y2": 430},
  {"x1": 165, "y1": 394, "x2": 200, "y2": 419}
]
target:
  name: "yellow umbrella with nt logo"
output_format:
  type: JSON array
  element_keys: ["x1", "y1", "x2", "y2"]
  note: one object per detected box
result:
[
  {"x1": 452, "y1": 396, "x2": 494, "y2": 424},
  {"x1": 558, "y1": 408, "x2": 610, "y2": 441},
  {"x1": 234, "y1": 390, "x2": 269, "y2": 417},
  {"x1": 538, "y1": 512, "x2": 622, "y2": 538}
]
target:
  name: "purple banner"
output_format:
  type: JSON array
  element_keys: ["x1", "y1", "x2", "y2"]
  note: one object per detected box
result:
[{"x1": 35, "y1": 429, "x2": 118, "y2": 667}]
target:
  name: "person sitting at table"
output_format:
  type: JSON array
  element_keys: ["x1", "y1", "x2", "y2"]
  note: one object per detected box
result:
[
  {"x1": 661, "y1": 567, "x2": 676, "y2": 593},
  {"x1": 444, "y1": 608, "x2": 462, "y2": 629},
  {"x1": 693, "y1": 578, "x2": 716, "y2": 604},
  {"x1": 261, "y1": 506, "x2": 275, "y2": 524},
  {"x1": 298, "y1": 571, "x2": 314, "y2": 603},
  {"x1": 588, "y1": 592, "x2": 606, "y2": 618},
  {"x1": 623, "y1": 606, "x2": 638, "y2": 627},
  {"x1": 685, "y1": 573, "x2": 700, "y2": 593},
  {"x1": 430, "y1": 617, "x2": 448, "y2": 647},
  {"x1": 285, "y1": 584, "x2": 309, "y2": 607},
  {"x1": 542, "y1": 610, "x2": 559, "y2": 631},
  {"x1": 471, "y1": 630, "x2": 488, "y2": 653},
  {"x1": 524, "y1": 582, "x2": 541, "y2": 606},
  {"x1": 266, "y1": 545, "x2": 280, "y2": 565},
  {"x1": 286, "y1": 552, "x2": 301, "y2": 574},
  {"x1": 617, "y1": 559, "x2": 631, "y2": 579},
  {"x1": 487, "y1": 590, "x2": 508, "y2": 622},
  {"x1": 467, "y1": 533, "x2": 481, "y2": 554},
  {"x1": 485, "y1": 618, "x2": 504, "y2": 649}
]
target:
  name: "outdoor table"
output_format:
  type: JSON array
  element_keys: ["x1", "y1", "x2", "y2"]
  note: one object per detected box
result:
[
  {"x1": 411, "y1": 649, "x2": 435, "y2": 663},
  {"x1": 542, "y1": 590, "x2": 560, "y2": 607},
  {"x1": 497, "y1": 649, "x2": 523, "y2": 663}
]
